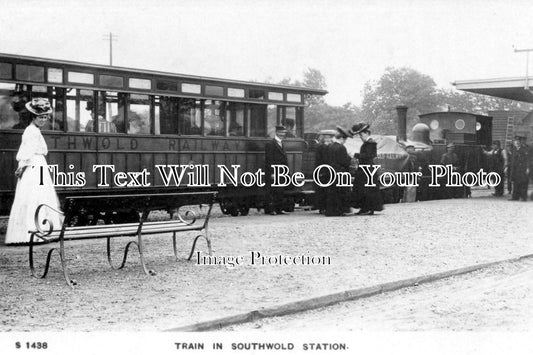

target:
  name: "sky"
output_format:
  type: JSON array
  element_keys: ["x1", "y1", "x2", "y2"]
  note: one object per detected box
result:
[{"x1": 0, "y1": 0, "x2": 532, "y2": 106}]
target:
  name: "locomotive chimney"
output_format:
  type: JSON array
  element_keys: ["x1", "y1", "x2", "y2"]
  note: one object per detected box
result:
[{"x1": 396, "y1": 105, "x2": 408, "y2": 142}]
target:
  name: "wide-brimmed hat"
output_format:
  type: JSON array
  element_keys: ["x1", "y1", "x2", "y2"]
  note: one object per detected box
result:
[
  {"x1": 275, "y1": 125, "x2": 288, "y2": 132},
  {"x1": 336, "y1": 126, "x2": 353, "y2": 138},
  {"x1": 25, "y1": 98, "x2": 53, "y2": 116},
  {"x1": 351, "y1": 122, "x2": 370, "y2": 135},
  {"x1": 446, "y1": 142, "x2": 455, "y2": 148}
]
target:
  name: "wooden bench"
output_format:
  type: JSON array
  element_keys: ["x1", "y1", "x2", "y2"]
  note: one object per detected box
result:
[{"x1": 28, "y1": 191, "x2": 217, "y2": 287}]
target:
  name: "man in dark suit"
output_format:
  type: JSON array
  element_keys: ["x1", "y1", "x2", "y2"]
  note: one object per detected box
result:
[
  {"x1": 264, "y1": 125, "x2": 289, "y2": 215},
  {"x1": 509, "y1": 136, "x2": 530, "y2": 201}
]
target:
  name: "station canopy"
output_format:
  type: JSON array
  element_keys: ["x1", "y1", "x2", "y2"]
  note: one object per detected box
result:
[{"x1": 453, "y1": 77, "x2": 533, "y2": 103}]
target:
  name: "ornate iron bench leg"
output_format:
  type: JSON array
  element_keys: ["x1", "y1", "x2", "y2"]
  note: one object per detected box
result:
[
  {"x1": 29, "y1": 233, "x2": 56, "y2": 279},
  {"x1": 172, "y1": 231, "x2": 178, "y2": 262},
  {"x1": 59, "y1": 234, "x2": 76, "y2": 288},
  {"x1": 136, "y1": 210, "x2": 156, "y2": 276},
  {"x1": 107, "y1": 237, "x2": 139, "y2": 270},
  {"x1": 187, "y1": 226, "x2": 212, "y2": 261}
]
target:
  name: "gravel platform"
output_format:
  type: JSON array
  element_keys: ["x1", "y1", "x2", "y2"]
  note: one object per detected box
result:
[{"x1": 0, "y1": 192, "x2": 532, "y2": 331}]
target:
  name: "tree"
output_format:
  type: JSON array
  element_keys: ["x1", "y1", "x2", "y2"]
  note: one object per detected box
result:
[{"x1": 360, "y1": 67, "x2": 441, "y2": 134}]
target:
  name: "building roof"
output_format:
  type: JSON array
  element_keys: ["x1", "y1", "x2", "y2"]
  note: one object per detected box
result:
[{"x1": 453, "y1": 77, "x2": 533, "y2": 103}]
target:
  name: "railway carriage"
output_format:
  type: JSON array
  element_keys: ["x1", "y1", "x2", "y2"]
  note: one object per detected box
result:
[{"x1": 0, "y1": 53, "x2": 326, "y2": 220}]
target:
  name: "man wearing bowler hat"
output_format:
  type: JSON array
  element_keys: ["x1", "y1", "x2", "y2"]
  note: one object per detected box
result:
[{"x1": 264, "y1": 125, "x2": 289, "y2": 215}]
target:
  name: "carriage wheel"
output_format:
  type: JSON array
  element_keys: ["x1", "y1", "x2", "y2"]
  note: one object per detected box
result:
[
  {"x1": 239, "y1": 205, "x2": 250, "y2": 216},
  {"x1": 229, "y1": 206, "x2": 239, "y2": 217}
]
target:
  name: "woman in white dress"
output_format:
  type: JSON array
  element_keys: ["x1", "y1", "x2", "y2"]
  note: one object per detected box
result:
[{"x1": 5, "y1": 98, "x2": 62, "y2": 245}]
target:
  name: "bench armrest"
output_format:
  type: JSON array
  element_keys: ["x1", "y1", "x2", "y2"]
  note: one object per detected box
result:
[
  {"x1": 33, "y1": 203, "x2": 64, "y2": 237},
  {"x1": 175, "y1": 206, "x2": 198, "y2": 226}
]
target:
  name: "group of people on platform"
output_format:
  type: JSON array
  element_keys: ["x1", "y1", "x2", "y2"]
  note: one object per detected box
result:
[
  {"x1": 484, "y1": 136, "x2": 531, "y2": 201},
  {"x1": 264, "y1": 123, "x2": 384, "y2": 217}
]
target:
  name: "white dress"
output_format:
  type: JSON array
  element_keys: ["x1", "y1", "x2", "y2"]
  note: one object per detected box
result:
[{"x1": 5, "y1": 124, "x2": 62, "y2": 244}]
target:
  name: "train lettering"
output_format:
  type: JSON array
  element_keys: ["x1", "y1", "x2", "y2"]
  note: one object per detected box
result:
[
  {"x1": 167, "y1": 139, "x2": 245, "y2": 152},
  {"x1": 82, "y1": 137, "x2": 93, "y2": 149},
  {"x1": 101, "y1": 137, "x2": 110, "y2": 149}
]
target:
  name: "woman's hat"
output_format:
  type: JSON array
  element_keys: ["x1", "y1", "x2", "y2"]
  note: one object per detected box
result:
[
  {"x1": 25, "y1": 98, "x2": 53, "y2": 116},
  {"x1": 351, "y1": 122, "x2": 370, "y2": 135},
  {"x1": 336, "y1": 126, "x2": 353, "y2": 138}
]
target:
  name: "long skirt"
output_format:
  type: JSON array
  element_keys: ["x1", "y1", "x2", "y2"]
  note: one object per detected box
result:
[
  {"x1": 353, "y1": 168, "x2": 384, "y2": 212},
  {"x1": 5, "y1": 155, "x2": 62, "y2": 244}
]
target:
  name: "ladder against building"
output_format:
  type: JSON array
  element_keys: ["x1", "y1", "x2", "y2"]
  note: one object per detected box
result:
[{"x1": 504, "y1": 115, "x2": 515, "y2": 144}]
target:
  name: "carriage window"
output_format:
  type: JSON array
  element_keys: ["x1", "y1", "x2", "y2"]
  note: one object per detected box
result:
[
  {"x1": 0, "y1": 83, "x2": 65, "y2": 131},
  {"x1": 248, "y1": 104, "x2": 267, "y2": 137},
  {"x1": 47, "y1": 68, "x2": 63, "y2": 83},
  {"x1": 0, "y1": 63, "x2": 13, "y2": 79},
  {"x1": 204, "y1": 100, "x2": 225, "y2": 136},
  {"x1": 100, "y1": 75, "x2": 124, "y2": 88},
  {"x1": 182, "y1": 83, "x2": 201, "y2": 94},
  {"x1": 128, "y1": 94, "x2": 150, "y2": 134},
  {"x1": 0, "y1": 83, "x2": 22, "y2": 129},
  {"x1": 178, "y1": 98, "x2": 202, "y2": 135},
  {"x1": 67, "y1": 71, "x2": 94, "y2": 84},
  {"x1": 129, "y1": 78, "x2": 151, "y2": 90},
  {"x1": 286, "y1": 93, "x2": 302, "y2": 103},
  {"x1": 267, "y1": 104, "x2": 278, "y2": 137},
  {"x1": 157, "y1": 96, "x2": 178, "y2": 135},
  {"x1": 249, "y1": 89, "x2": 265, "y2": 100},
  {"x1": 268, "y1": 92, "x2": 283, "y2": 101},
  {"x1": 154, "y1": 97, "x2": 160, "y2": 135},
  {"x1": 92, "y1": 91, "x2": 125, "y2": 133},
  {"x1": 16, "y1": 65, "x2": 45, "y2": 82},
  {"x1": 66, "y1": 89, "x2": 94, "y2": 132},
  {"x1": 228, "y1": 88, "x2": 245, "y2": 98},
  {"x1": 283, "y1": 107, "x2": 297, "y2": 138},
  {"x1": 205, "y1": 85, "x2": 224, "y2": 97},
  {"x1": 32, "y1": 86, "x2": 64, "y2": 131},
  {"x1": 156, "y1": 80, "x2": 178, "y2": 91},
  {"x1": 226, "y1": 102, "x2": 245, "y2": 136}
]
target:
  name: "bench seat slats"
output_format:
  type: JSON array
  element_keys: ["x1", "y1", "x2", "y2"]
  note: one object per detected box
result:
[{"x1": 31, "y1": 220, "x2": 204, "y2": 241}]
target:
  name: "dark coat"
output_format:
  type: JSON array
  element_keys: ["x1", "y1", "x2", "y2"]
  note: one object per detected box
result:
[
  {"x1": 511, "y1": 145, "x2": 530, "y2": 183},
  {"x1": 440, "y1": 152, "x2": 459, "y2": 167},
  {"x1": 490, "y1": 148, "x2": 505, "y2": 173},
  {"x1": 315, "y1": 143, "x2": 329, "y2": 167},
  {"x1": 358, "y1": 139, "x2": 377, "y2": 165},
  {"x1": 354, "y1": 138, "x2": 383, "y2": 212},
  {"x1": 264, "y1": 138, "x2": 288, "y2": 185},
  {"x1": 326, "y1": 142, "x2": 351, "y2": 172},
  {"x1": 324, "y1": 141, "x2": 351, "y2": 216},
  {"x1": 314, "y1": 143, "x2": 330, "y2": 211}
]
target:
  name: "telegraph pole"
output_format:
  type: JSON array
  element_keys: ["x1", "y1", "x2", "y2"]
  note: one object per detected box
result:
[
  {"x1": 103, "y1": 32, "x2": 118, "y2": 66},
  {"x1": 514, "y1": 46, "x2": 533, "y2": 89}
]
